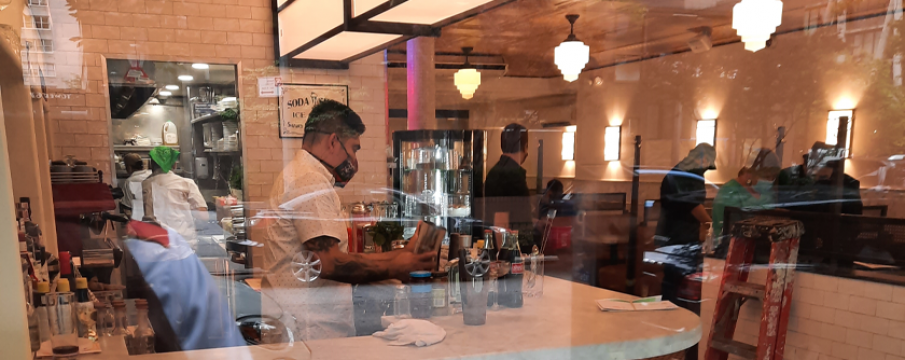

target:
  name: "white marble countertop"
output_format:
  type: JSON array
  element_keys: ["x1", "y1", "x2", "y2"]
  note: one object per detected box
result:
[{"x1": 84, "y1": 277, "x2": 700, "y2": 360}]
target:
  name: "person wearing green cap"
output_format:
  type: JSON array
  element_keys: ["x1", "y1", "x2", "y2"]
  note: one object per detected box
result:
[{"x1": 141, "y1": 146, "x2": 208, "y2": 243}]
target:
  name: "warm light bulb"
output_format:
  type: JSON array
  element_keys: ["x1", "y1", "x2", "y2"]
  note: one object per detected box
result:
[
  {"x1": 178, "y1": 75, "x2": 194, "y2": 81},
  {"x1": 554, "y1": 40, "x2": 590, "y2": 82},
  {"x1": 159, "y1": 91, "x2": 172, "y2": 96},
  {"x1": 454, "y1": 68, "x2": 481, "y2": 100},
  {"x1": 192, "y1": 63, "x2": 209, "y2": 69},
  {"x1": 165, "y1": 85, "x2": 179, "y2": 90},
  {"x1": 732, "y1": 0, "x2": 783, "y2": 53}
]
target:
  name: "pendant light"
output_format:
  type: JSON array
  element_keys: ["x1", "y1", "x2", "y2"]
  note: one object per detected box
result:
[
  {"x1": 732, "y1": 0, "x2": 783, "y2": 52},
  {"x1": 454, "y1": 47, "x2": 481, "y2": 100},
  {"x1": 554, "y1": 14, "x2": 590, "y2": 82}
]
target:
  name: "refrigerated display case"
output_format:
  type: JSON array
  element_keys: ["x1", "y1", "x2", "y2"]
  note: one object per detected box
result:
[{"x1": 392, "y1": 130, "x2": 486, "y2": 240}]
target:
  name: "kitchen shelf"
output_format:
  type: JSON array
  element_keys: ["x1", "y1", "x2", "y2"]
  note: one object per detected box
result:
[
  {"x1": 191, "y1": 112, "x2": 232, "y2": 124},
  {"x1": 203, "y1": 150, "x2": 241, "y2": 154},
  {"x1": 114, "y1": 145, "x2": 179, "y2": 152}
]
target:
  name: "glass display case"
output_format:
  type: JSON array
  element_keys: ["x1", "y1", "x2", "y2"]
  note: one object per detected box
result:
[{"x1": 393, "y1": 130, "x2": 486, "y2": 240}]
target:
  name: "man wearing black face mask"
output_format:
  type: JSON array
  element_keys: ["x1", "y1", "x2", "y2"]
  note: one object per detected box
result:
[{"x1": 262, "y1": 100, "x2": 435, "y2": 340}]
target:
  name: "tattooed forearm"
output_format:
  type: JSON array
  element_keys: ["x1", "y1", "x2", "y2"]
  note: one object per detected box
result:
[
  {"x1": 302, "y1": 236, "x2": 396, "y2": 284},
  {"x1": 304, "y1": 236, "x2": 338, "y2": 252},
  {"x1": 330, "y1": 254, "x2": 392, "y2": 284}
]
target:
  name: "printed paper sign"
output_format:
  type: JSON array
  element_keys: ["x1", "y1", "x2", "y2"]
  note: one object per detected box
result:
[
  {"x1": 279, "y1": 84, "x2": 349, "y2": 138},
  {"x1": 258, "y1": 76, "x2": 282, "y2": 98}
]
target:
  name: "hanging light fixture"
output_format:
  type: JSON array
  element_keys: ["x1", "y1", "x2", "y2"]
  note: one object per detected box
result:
[
  {"x1": 732, "y1": 0, "x2": 783, "y2": 52},
  {"x1": 454, "y1": 47, "x2": 481, "y2": 100},
  {"x1": 554, "y1": 14, "x2": 590, "y2": 82}
]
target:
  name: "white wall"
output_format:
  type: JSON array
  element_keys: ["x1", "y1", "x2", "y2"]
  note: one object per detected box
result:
[
  {"x1": 574, "y1": 14, "x2": 897, "y2": 188},
  {"x1": 701, "y1": 258, "x2": 905, "y2": 360}
]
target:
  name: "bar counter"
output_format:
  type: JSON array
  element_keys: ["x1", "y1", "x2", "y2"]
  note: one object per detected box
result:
[{"x1": 85, "y1": 277, "x2": 700, "y2": 360}]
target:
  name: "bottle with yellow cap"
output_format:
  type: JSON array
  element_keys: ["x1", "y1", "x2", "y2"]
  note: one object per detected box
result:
[
  {"x1": 34, "y1": 281, "x2": 51, "y2": 343},
  {"x1": 75, "y1": 278, "x2": 98, "y2": 342},
  {"x1": 57, "y1": 278, "x2": 71, "y2": 292}
]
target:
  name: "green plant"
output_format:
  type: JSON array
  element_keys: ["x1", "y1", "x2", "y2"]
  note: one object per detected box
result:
[
  {"x1": 229, "y1": 164, "x2": 243, "y2": 191},
  {"x1": 368, "y1": 221, "x2": 403, "y2": 252},
  {"x1": 221, "y1": 107, "x2": 239, "y2": 122}
]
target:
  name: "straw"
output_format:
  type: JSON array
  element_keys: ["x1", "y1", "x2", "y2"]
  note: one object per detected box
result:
[{"x1": 540, "y1": 209, "x2": 558, "y2": 254}]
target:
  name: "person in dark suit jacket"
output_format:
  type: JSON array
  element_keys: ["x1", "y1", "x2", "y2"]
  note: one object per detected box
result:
[{"x1": 484, "y1": 123, "x2": 534, "y2": 253}]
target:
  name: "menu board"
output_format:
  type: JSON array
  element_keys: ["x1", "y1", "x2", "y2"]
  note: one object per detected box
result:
[{"x1": 279, "y1": 84, "x2": 349, "y2": 138}]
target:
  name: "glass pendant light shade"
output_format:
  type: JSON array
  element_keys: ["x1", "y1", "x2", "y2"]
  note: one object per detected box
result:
[
  {"x1": 455, "y1": 68, "x2": 481, "y2": 99},
  {"x1": 732, "y1": 0, "x2": 783, "y2": 52},
  {"x1": 555, "y1": 41, "x2": 590, "y2": 82},
  {"x1": 454, "y1": 47, "x2": 481, "y2": 99},
  {"x1": 554, "y1": 14, "x2": 590, "y2": 82}
]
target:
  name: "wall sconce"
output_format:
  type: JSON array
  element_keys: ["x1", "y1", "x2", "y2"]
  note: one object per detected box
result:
[
  {"x1": 561, "y1": 125, "x2": 576, "y2": 161},
  {"x1": 826, "y1": 110, "x2": 854, "y2": 157},
  {"x1": 696, "y1": 119, "x2": 717, "y2": 146},
  {"x1": 604, "y1": 126, "x2": 621, "y2": 161}
]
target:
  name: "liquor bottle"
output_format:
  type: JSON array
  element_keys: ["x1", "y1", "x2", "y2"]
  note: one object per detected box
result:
[
  {"x1": 112, "y1": 300, "x2": 135, "y2": 354},
  {"x1": 74, "y1": 278, "x2": 98, "y2": 342},
  {"x1": 499, "y1": 231, "x2": 524, "y2": 308},
  {"x1": 132, "y1": 299, "x2": 156, "y2": 354},
  {"x1": 481, "y1": 229, "x2": 497, "y2": 261}
]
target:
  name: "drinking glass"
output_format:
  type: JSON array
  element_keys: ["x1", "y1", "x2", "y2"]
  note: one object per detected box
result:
[
  {"x1": 523, "y1": 253, "x2": 545, "y2": 298},
  {"x1": 45, "y1": 293, "x2": 79, "y2": 359},
  {"x1": 462, "y1": 277, "x2": 488, "y2": 326}
]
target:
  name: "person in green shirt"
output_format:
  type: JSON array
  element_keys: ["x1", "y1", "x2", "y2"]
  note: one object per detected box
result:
[{"x1": 712, "y1": 148, "x2": 781, "y2": 246}]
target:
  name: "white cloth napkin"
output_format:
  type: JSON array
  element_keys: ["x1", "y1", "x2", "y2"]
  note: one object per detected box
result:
[{"x1": 372, "y1": 319, "x2": 447, "y2": 347}]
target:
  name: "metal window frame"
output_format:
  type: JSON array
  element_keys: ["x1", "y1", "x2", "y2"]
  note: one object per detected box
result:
[
  {"x1": 272, "y1": 0, "x2": 513, "y2": 69},
  {"x1": 25, "y1": 15, "x2": 52, "y2": 29}
]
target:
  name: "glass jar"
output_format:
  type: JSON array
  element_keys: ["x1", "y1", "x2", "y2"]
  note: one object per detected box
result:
[{"x1": 409, "y1": 271, "x2": 433, "y2": 319}]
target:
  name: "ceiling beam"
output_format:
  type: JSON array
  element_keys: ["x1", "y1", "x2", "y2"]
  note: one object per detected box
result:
[{"x1": 275, "y1": 0, "x2": 516, "y2": 69}]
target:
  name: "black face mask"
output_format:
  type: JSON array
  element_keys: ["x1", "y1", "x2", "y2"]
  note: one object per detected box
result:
[{"x1": 317, "y1": 138, "x2": 358, "y2": 188}]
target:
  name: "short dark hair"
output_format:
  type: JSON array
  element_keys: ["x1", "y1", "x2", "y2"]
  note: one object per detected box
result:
[
  {"x1": 501, "y1": 123, "x2": 528, "y2": 154},
  {"x1": 124, "y1": 153, "x2": 143, "y2": 170},
  {"x1": 303, "y1": 99, "x2": 366, "y2": 145}
]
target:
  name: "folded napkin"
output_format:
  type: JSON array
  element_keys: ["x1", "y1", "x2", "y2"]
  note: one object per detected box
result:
[{"x1": 373, "y1": 319, "x2": 446, "y2": 347}]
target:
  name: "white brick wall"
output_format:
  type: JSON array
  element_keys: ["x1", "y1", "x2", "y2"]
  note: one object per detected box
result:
[{"x1": 701, "y1": 258, "x2": 905, "y2": 360}]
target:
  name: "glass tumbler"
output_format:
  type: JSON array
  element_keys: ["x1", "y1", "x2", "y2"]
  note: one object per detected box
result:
[
  {"x1": 462, "y1": 277, "x2": 488, "y2": 326},
  {"x1": 45, "y1": 292, "x2": 79, "y2": 359}
]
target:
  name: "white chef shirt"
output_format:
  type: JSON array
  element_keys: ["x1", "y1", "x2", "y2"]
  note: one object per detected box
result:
[
  {"x1": 121, "y1": 169, "x2": 151, "y2": 220},
  {"x1": 262, "y1": 149, "x2": 354, "y2": 341},
  {"x1": 142, "y1": 171, "x2": 207, "y2": 242}
]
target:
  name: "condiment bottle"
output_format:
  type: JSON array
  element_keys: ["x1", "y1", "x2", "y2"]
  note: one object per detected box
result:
[
  {"x1": 132, "y1": 299, "x2": 155, "y2": 354},
  {"x1": 75, "y1": 278, "x2": 98, "y2": 342},
  {"x1": 393, "y1": 285, "x2": 410, "y2": 319},
  {"x1": 446, "y1": 259, "x2": 462, "y2": 315},
  {"x1": 112, "y1": 300, "x2": 135, "y2": 354},
  {"x1": 431, "y1": 272, "x2": 448, "y2": 317}
]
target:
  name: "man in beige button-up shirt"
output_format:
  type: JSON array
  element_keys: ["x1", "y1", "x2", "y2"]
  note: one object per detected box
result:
[{"x1": 262, "y1": 100, "x2": 434, "y2": 340}]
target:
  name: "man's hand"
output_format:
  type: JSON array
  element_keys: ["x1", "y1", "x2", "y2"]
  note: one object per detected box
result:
[{"x1": 389, "y1": 251, "x2": 436, "y2": 280}]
